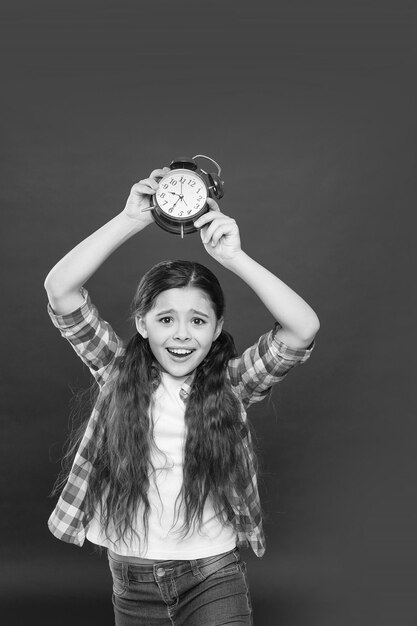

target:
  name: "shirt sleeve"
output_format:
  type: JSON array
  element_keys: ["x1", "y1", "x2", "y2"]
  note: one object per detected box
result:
[
  {"x1": 47, "y1": 287, "x2": 125, "y2": 387},
  {"x1": 227, "y1": 322, "x2": 315, "y2": 408}
]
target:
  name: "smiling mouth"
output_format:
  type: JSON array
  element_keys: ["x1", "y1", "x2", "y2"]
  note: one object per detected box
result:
[{"x1": 166, "y1": 348, "x2": 195, "y2": 358}]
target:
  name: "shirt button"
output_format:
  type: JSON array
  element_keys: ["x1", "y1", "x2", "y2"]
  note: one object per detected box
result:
[{"x1": 156, "y1": 567, "x2": 165, "y2": 577}]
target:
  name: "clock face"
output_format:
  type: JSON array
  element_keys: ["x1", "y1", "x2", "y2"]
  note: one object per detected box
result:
[{"x1": 155, "y1": 169, "x2": 208, "y2": 220}]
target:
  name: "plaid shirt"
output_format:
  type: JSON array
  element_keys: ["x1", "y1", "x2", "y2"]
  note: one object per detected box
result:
[{"x1": 47, "y1": 288, "x2": 314, "y2": 557}]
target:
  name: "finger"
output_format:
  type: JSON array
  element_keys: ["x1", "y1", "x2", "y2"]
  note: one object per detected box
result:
[
  {"x1": 194, "y1": 209, "x2": 228, "y2": 230},
  {"x1": 149, "y1": 167, "x2": 170, "y2": 181},
  {"x1": 202, "y1": 217, "x2": 236, "y2": 244},
  {"x1": 200, "y1": 225, "x2": 208, "y2": 243},
  {"x1": 206, "y1": 197, "x2": 220, "y2": 211},
  {"x1": 210, "y1": 223, "x2": 236, "y2": 247},
  {"x1": 131, "y1": 180, "x2": 158, "y2": 195},
  {"x1": 205, "y1": 220, "x2": 235, "y2": 245}
]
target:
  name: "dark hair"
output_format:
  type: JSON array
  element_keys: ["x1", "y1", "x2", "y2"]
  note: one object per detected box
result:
[
  {"x1": 61, "y1": 261, "x2": 256, "y2": 549},
  {"x1": 132, "y1": 259, "x2": 226, "y2": 320}
]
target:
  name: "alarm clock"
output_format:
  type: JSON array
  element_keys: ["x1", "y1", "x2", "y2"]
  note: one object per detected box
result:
[{"x1": 144, "y1": 154, "x2": 224, "y2": 237}]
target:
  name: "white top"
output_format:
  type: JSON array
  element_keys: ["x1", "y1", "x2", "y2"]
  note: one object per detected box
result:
[{"x1": 86, "y1": 371, "x2": 237, "y2": 559}]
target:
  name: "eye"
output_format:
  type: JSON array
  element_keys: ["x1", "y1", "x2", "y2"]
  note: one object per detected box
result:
[
  {"x1": 159, "y1": 316, "x2": 173, "y2": 324},
  {"x1": 192, "y1": 317, "x2": 206, "y2": 326}
]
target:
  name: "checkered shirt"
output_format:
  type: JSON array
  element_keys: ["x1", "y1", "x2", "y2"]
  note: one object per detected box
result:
[{"x1": 47, "y1": 288, "x2": 314, "y2": 557}]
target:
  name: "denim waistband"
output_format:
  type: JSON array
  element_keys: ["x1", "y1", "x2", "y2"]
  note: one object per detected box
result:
[{"x1": 108, "y1": 547, "x2": 240, "y2": 583}]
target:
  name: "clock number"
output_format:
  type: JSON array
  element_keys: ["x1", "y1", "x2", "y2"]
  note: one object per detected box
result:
[
  {"x1": 163, "y1": 184, "x2": 168, "y2": 189},
  {"x1": 178, "y1": 211, "x2": 184, "y2": 216},
  {"x1": 159, "y1": 192, "x2": 166, "y2": 198},
  {"x1": 169, "y1": 178, "x2": 177, "y2": 186},
  {"x1": 168, "y1": 207, "x2": 174, "y2": 213},
  {"x1": 187, "y1": 210, "x2": 192, "y2": 215},
  {"x1": 179, "y1": 176, "x2": 186, "y2": 183},
  {"x1": 188, "y1": 180, "x2": 196, "y2": 187}
]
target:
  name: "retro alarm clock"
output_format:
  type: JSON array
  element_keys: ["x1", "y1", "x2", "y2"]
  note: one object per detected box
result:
[{"x1": 143, "y1": 154, "x2": 224, "y2": 237}]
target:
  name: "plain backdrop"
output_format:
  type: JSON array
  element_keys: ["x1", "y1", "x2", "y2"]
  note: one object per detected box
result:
[{"x1": 1, "y1": 1, "x2": 416, "y2": 624}]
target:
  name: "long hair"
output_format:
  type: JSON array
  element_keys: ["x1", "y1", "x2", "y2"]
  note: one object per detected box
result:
[{"x1": 60, "y1": 260, "x2": 257, "y2": 547}]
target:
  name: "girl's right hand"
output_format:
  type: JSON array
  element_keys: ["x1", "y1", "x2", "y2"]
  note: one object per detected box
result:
[{"x1": 123, "y1": 167, "x2": 170, "y2": 226}]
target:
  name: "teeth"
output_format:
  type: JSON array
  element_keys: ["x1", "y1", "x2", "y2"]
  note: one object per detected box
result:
[{"x1": 167, "y1": 348, "x2": 193, "y2": 356}]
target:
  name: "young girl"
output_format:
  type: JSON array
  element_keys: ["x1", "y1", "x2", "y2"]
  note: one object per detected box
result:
[{"x1": 45, "y1": 166, "x2": 319, "y2": 626}]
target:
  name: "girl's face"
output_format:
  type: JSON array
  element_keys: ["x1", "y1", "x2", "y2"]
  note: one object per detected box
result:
[{"x1": 135, "y1": 286, "x2": 223, "y2": 379}]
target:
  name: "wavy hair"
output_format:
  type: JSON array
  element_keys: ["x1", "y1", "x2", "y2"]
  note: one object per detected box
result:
[{"x1": 57, "y1": 260, "x2": 256, "y2": 549}]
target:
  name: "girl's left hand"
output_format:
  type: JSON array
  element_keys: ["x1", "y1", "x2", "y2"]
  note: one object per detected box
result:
[{"x1": 194, "y1": 198, "x2": 242, "y2": 265}]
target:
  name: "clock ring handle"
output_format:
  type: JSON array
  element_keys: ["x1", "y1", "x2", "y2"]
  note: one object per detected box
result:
[{"x1": 192, "y1": 154, "x2": 221, "y2": 177}]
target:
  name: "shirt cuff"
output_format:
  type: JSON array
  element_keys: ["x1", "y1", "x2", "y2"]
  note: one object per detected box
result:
[
  {"x1": 47, "y1": 287, "x2": 92, "y2": 329},
  {"x1": 271, "y1": 322, "x2": 315, "y2": 364}
]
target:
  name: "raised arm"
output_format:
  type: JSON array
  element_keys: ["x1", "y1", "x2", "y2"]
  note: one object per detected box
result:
[
  {"x1": 194, "y1": 199, "x2": 320, "y2": 349},
  {"x1": 44, "y1": 168, "x2": 169, "y2": 315}
]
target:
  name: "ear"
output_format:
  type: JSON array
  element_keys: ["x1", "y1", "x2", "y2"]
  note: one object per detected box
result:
[
  {"x1": 135, "y1": 316, "x2": 148, "y2": 339},
  {"x1": 214, "y1": 317, "x2": 224, "y2": 341}
]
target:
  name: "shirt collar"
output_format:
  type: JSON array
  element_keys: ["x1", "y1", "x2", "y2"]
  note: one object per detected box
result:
[
  {"x1": 179, "y1": 374, "x2": 194, "y2": 400},
  {"x1": 151, "y1": 363, "x2": 194, "y2": 400}
]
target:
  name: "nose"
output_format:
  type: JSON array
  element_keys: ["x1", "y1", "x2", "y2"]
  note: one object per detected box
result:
[{"x1": 173, "y1": 320, "x2": 191, "y2": 342}]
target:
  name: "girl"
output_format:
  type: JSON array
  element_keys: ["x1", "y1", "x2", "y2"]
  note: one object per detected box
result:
[{"x1": 45, "y1": 167, "x2": 319, "y2": 626}]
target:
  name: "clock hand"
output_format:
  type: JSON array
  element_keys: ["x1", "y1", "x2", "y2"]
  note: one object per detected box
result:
[{"x1": 171, "y1": 189, "x2": 186, "y2": 204}]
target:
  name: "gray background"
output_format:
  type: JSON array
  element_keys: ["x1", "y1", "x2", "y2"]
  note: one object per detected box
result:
[{"x1": 1, "y1": 1, "x2": 416, "y2": 624}]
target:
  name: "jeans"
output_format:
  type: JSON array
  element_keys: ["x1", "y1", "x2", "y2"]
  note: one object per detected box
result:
[{"x1": 108, "y1": 547, "x2": 253, "y2": 625}]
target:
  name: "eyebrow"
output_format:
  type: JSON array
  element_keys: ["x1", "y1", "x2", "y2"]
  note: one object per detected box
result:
[{"x1": 155, "y1": 308, "x2": 210, "y2": 319}]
